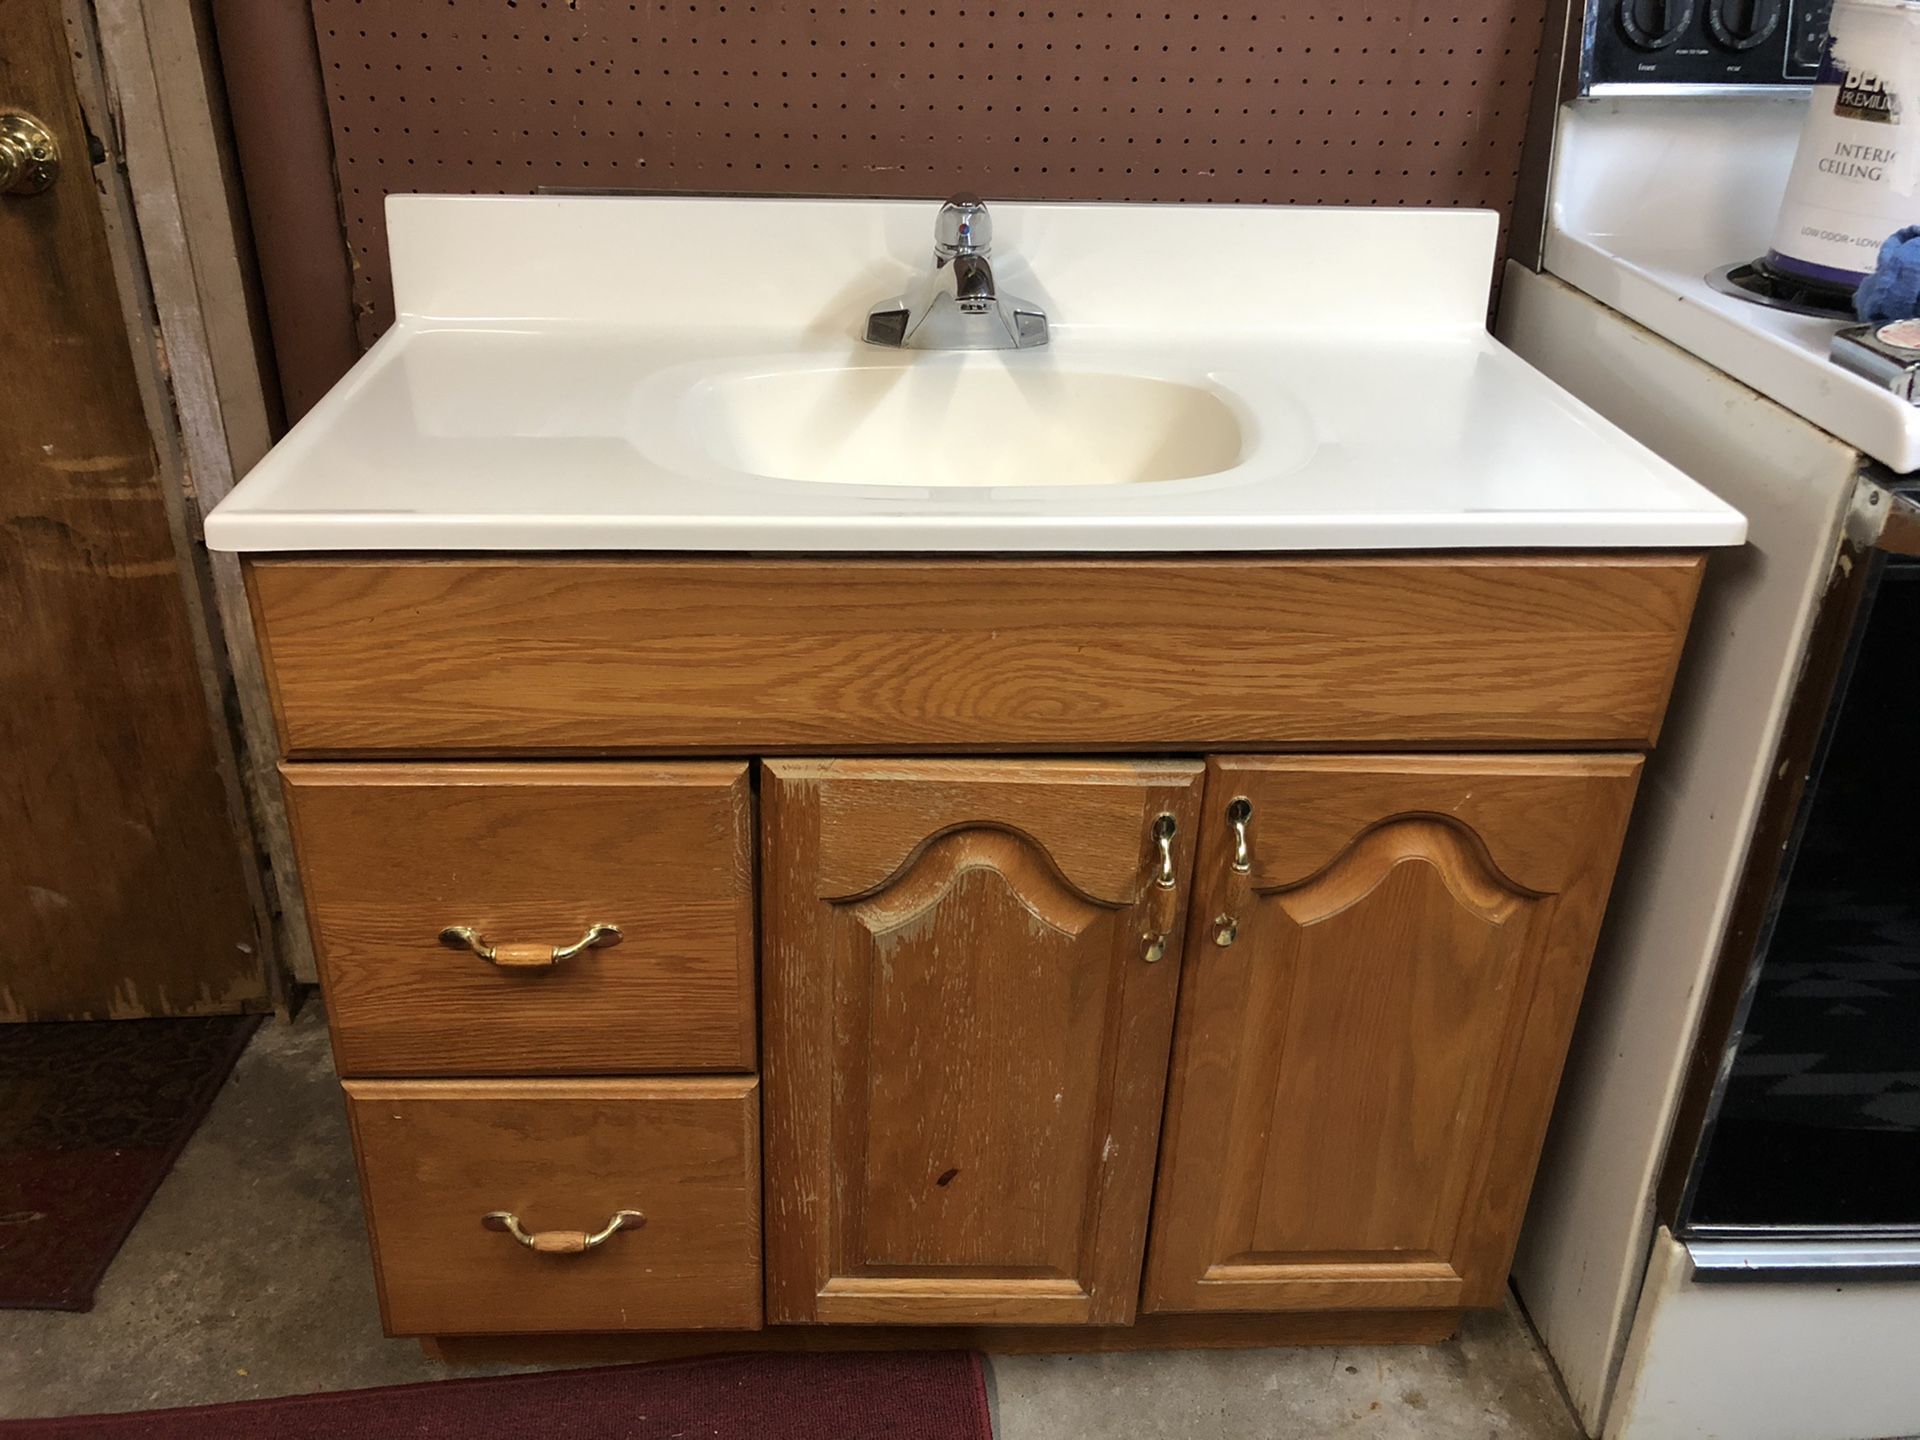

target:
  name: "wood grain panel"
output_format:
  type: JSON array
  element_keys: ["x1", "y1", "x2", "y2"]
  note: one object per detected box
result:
[
  {"x1": 0, "y1": 0, "x2": 264, "y2": 1018},
  {"x1": 1144, "y1": 755, "x2": 1641, "y2": 1314},
  {"x1": 247, "y1": 556, "x2": 1704, "y2": 756},
  {"x1": 345, "y1": 1078, "x2": 761, "y2": 1336},
  {"x1": 762, "y1": 759, "x2": 1202, "y2": 1326},
  {"x1": 283, "y1": 763, "x2": 755, "y2": 1076}
]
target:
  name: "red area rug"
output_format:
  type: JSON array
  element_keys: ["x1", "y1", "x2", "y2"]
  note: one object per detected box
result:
[
  {"x1": 0, "y1": 1351, "x2": 995, "y2": 1439},
  {"x1": 0, "y1": 1015, "x2": 260, "y2": 1310}
]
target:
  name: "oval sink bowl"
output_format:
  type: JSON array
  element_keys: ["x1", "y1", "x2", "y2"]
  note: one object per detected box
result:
[{"x1": 686, "y1": 362, "x2": 1247, "y2": 488}]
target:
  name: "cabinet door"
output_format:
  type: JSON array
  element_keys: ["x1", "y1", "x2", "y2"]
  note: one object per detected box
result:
[
  {"x1": 1144, "y1": 755, "x2": 1641, "y2": 1314},
  {"x1": 763, "y1": 759, "x2": 1203, "y2": 1326}
]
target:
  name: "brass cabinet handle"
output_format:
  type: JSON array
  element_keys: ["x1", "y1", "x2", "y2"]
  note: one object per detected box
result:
[
  {"x1": 551, "y1": 923, "x2": 623, "y2": 963},
  {"x1": 1227, "y1": 796, "x2": 1252, "y2": 874},
  {"x1": 438, "y1": 922, "x2": 622, "y2": 969},
  {"x1": 483, "y1": 1208, "x2": 645, "y2": 1254},
  {"x1": 1214, "y1": 798, "x2": 1254, "y2": 947},
  {"x1": 0, "y1": 113, "x2": 59, "y2": 196},
  {"x1": 1152, "y1": 811, "x2": 1178, "y2": 890},
  {"x1": 1142, "y1": 813, "x2": 1179, "y2": 963}
]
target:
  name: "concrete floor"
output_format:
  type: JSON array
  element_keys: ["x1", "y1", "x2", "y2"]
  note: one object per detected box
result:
[{"x1": 0, "y1": 1007, "x2": 1583, "y2": 1437}]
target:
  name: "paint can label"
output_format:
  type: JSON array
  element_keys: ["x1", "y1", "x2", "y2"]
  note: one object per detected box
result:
[{"x1": 1766, "y1": 7, "x2": 1920, "y2": 289}]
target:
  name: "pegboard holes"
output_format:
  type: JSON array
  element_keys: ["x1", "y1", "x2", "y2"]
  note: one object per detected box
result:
[{"x1": 315, "y1": 1, "x2": 1540, "y2": 339}]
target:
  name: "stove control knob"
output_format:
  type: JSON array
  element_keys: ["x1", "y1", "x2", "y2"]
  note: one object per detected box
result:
[
  {"x1": 1620, "y1": 0, "x2": 1696, "y2": 48},
  {"x1": 1707, "y1": 0, "x2": 1783, "y2": 48},
  {"x1": 1790, "y1": 19, "x2": 1830, "y2": 69}
]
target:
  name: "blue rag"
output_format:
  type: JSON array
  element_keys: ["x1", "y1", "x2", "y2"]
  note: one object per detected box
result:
[{"x1": 1855, "y1": 224, "x2": 1920, "y2": 322}]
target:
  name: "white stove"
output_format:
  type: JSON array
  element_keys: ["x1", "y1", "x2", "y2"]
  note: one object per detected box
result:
[
  {"x1": 1545, "y1": 94, "x2": 1920, "y2": 470},
  {"x1": 1497, "y1": 24, "x2": 1920, "y2": 1437}
]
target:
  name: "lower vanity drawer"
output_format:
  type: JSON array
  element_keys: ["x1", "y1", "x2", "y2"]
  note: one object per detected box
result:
[{"x1": 344, "y1": 1078, "x2": 762, "y2": 1336}]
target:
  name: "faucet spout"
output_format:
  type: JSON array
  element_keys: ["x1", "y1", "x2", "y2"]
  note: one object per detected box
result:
[
  {"x1": 864, "y1": 194, "x2": 1049, "y2": 350},
  {"x1": 950, "y1": 252, "x2": 999, "y2": 314}
]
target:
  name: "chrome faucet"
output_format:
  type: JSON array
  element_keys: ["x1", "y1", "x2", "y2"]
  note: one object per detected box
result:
[{"x1": 864, "y1": 194, "x2": 1049, "y2": 350}]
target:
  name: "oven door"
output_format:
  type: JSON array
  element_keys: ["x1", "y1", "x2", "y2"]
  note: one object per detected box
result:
[{"x1": 1670, "y1": 477, "x2": 1920, "y2": 1275}]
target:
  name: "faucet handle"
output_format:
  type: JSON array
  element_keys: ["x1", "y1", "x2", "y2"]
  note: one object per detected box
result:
[{"x1": 935, "y1": 193, "x2": 992, "y2": 257}]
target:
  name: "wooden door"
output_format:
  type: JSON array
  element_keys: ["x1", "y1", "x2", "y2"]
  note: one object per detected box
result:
[
  {"x1": 1144, "y1": 755, "x2": 1641, "y2": 1314},
  {"x1": 0, "y1": 3, "x2": 264, "y2": 1018},
  {"x1": 762, "y1": 758, "x2": 1203, "y2": 1326}
]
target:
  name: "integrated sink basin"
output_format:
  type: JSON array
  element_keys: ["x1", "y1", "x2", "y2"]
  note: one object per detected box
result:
[
  {"x1": 199, "y1": 194, "x2": 1751, "y2": 553},
  {"x1": 680, "y1": 362, "x2": 1249, "y2": 489}
]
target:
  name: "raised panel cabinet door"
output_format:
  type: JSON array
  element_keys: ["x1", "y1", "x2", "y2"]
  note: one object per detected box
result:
[
  {"x1": 762, "y1": 758, "x2": 1204, "y2": 1326},
  {"x1": 1144, "y1": 755, "x2": 1642, "y2": 1314}
]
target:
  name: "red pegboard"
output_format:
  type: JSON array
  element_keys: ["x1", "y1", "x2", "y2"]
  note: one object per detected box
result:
[{"x1": 311, "y1": 2, "x2": 1544, "y2": 344}]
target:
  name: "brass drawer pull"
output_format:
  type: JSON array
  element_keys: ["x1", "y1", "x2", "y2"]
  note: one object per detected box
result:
[
  {"x1": 483, "y1": 1208, "x2": 646, "y2": 1254},
  {"x1": 438, "y1": 922, "x2": 622, "y2": 969}
]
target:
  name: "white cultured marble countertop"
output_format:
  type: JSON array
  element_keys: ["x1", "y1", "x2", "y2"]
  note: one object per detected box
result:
[{"x1": 205, "y1": 196, "x2": 1747, "y2": 554}]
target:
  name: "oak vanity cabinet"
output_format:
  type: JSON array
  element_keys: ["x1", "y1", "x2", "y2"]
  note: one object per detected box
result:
[{"x1": 245, "y1": 553, "x2": 1704, "y2": 1351}]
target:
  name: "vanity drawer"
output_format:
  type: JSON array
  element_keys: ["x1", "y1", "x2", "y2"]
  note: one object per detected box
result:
[
  {"x1": 248, "y1": 555, "x2": 1705, "y2": 755},
  {"x1": 284, "y1": 762, "x2": 756, "y2": 1077},
  {"x1": 345, "y1": 1078, "x2": 762, "y2": 1335}
]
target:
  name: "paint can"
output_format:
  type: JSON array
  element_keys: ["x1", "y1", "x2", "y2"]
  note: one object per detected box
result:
[{"x1": 1766, "y1": 0, "x2": 1920, "y2": 295}]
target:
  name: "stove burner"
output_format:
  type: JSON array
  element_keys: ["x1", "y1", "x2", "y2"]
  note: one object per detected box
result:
[{"x1": 1708, "y1": 259, "x2": 1858, "y2": 321}]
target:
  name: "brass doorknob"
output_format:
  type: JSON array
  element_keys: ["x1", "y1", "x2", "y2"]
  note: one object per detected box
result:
[{"x1": 0, "y1": 113, "x2": 60, "y2": 196}]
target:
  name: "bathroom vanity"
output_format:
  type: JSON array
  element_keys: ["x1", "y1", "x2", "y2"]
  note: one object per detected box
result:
[{"x1": 208, "y1": 195, "x2": 1745, "y2": 1356}]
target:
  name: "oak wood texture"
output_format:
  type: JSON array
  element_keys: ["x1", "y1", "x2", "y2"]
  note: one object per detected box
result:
[
  {"x1": 282, "y1": 764, "x2": 756, "y2": 1076},
  {"x1": 244, "y1": 555, "x2": 1704, "y2": 757},
  {"x1": 422, "y1": 1306, "x2": 1465, "y2": 1366},
  {"x1": 0, "y1": 0, "x2": 265, "y2": 1018},
  {"x1": 344, "y1": 1078, "x2": 762, "y2": 1335},
  {"x1": 762, "y1": 759, "x2": 1204, "y2": 1326},
  {"x1": 1144, "y1": 755, "x2": 1642, "y2": 1314}
]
